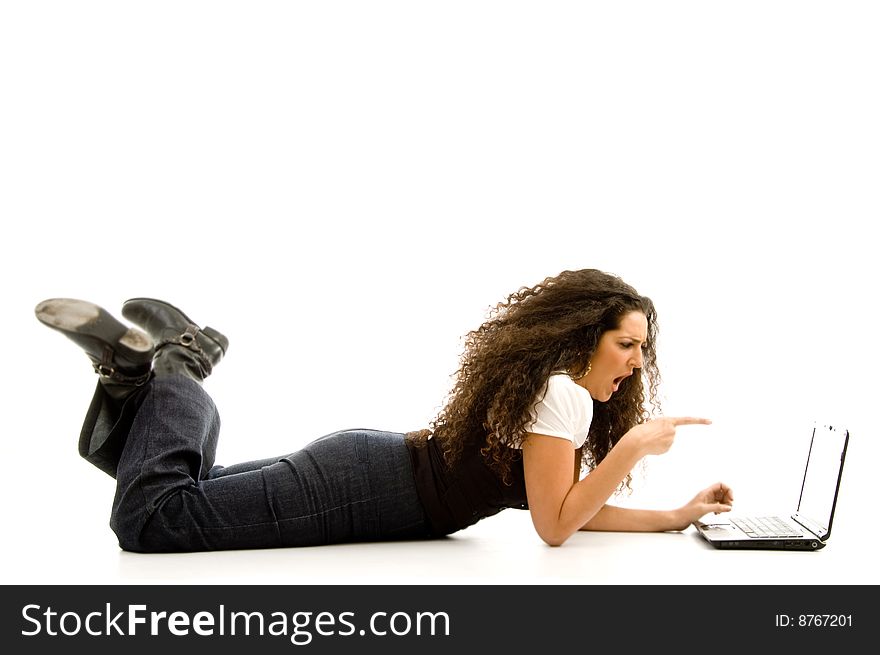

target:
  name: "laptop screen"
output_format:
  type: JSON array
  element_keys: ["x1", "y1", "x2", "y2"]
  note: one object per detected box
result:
[{"x1": 794, "y1": 424, "x2": 849, "y2": 539}]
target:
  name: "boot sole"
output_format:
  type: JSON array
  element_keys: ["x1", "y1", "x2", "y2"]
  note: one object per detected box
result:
[{"x1": 35, "y1": 298, "x2": 154, "y2": 360}]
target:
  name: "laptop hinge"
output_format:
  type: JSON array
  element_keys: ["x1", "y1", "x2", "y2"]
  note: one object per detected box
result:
[{"x1": 792, "y1": 513, "x2": 827, "y2": 539}]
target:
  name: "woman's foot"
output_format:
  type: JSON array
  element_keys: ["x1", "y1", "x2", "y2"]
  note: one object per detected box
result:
[
  {"x1": 34, "y1": 298, "x2": 154, "y2": 395},
  {"x1": 121, "y1": 298, "x2": 228, "y2": 383}
]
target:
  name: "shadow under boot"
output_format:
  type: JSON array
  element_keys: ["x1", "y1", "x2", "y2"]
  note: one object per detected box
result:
[{"x1": 121, "y1": 298, "x2": 228, "y2": 383}]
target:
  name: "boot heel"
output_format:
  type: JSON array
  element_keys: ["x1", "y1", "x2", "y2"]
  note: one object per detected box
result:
[
  {"x1": 201, "y1": 326, "x2": 229, "y2": 355},
  {"x1": 119, "y1": 328, "x2": 153, "y2": 353},
  {"x1": 34, "y1": 298, "x2": 155, "y2": 372}
]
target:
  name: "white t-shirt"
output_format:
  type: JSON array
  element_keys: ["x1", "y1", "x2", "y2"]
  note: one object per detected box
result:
[{"x1": 517, "y1": 373, "x2": 594, "y2": 448}]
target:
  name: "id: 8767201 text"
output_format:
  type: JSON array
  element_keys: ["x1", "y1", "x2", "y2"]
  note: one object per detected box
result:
[{"x1": 775, "y1": 614, "x2": 852, "y2": 628}]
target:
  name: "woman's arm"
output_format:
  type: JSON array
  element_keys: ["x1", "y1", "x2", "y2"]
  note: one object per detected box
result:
[
  {"x1": 522, "y1": 433, "x2": 642, "y2": 546},
  {"x1": 581, "y1": 483, "x2": 735, "y2": 532},
  {"x1": 579, "y1": 505, "x2": 682, "y2": 532},
  {"x1": 522, "y1": 417, "x2": 716, "y2": 546}
]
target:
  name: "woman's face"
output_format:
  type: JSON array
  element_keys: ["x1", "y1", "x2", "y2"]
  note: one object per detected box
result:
[{"x1": 578, "y1": 310, "x2": 648, "y2": 402}]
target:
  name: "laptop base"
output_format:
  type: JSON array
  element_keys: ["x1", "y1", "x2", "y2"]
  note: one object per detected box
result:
[{"x1": 694, "y1": 521, "x2": 825, "y2": 550}]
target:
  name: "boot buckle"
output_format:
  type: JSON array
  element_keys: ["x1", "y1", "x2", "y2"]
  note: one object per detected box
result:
[
  {"x1": 95, "y1": 362, "x2": 115, "y2": 378},
  {"x1": 94, "y1": 346, "x2": 116, "y2": 378},
  {"x1": 179, "y1": 333, "x2": 194, "y2": 346},
  {"x1": 179, "y1": 325, "x2": 199, "y2": 347}
]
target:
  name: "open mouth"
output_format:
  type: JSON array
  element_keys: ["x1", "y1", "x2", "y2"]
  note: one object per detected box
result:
[{"x1": 613, "y1": 374, "x2": 628, "y2": 386}]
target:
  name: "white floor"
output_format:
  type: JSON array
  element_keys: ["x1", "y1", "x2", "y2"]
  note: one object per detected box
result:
[
  {"x1": 4, "y1": 482, "x2": 875, "y2": 586},
  {"x1": 4, "y1": 364, "x2": 876, "y2": 587},
  {"x1": 4, "y1": 337, "x2": 876, "y2": 587}
]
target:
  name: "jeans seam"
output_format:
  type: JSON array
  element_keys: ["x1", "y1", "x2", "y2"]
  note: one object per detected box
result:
[
  {"x1": 163, "y1": 499, "x2": 377, "y2": 532},
  {"x1": 134, "y1": 386, "x2": 155, "y2": 533},
  {"x1": 359, "y1": 433, "x2": 380, "y2": 537},
  {"x1": 260, "y1": 466, "x2": 283, "y2": 545}
]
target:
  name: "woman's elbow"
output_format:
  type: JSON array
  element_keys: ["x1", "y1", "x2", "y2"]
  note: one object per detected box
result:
[
  {"x1": 530, "y1": 504, "x2": 579, "y2": 546},
  {"x1": 535, "y1": 525, "x2": 571, "y2": 547}
]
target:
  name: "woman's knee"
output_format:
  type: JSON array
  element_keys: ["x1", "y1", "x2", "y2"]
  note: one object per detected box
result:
[{"x1": 111, "y1": 493, "x2": 188, "y2": 553}]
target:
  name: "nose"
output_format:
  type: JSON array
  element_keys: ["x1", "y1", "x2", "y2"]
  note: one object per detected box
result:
[{"x1": 629, "y1": 348, "x2": 643, "y2": 369}]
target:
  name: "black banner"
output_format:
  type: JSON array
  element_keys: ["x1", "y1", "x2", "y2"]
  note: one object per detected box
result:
[{"x1": 0, "y1": 584, "x2": 871, "y2": 653}]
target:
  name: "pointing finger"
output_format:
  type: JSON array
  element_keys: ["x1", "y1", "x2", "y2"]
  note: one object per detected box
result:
[{"x1": 670, "y1": 417, "x2": 713, "y2": 427}]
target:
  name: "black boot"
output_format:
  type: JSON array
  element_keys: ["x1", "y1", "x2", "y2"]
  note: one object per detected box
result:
[
  {"x1": 120, "y1": 298, "x2": 228, "y2": 384},
  {"x1": 35, "y1": 298, "x2": 156, "y2": 478},
  {"x1": 34, "y1": 298, "x2": 154, "y2": 398}
]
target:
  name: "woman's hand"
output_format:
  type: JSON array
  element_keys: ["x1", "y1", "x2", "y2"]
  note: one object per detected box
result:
[
  {"x1": 670, "y1": 482, "x2": 735, "y2": 531},
  {"x1": 621, "y1": 416, "x2": 712, "y2": 457}
]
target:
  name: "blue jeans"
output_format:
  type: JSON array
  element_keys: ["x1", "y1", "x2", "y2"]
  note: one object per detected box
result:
[{"x1": 109, "y1": 375, "x2": 432, "y2": 552}]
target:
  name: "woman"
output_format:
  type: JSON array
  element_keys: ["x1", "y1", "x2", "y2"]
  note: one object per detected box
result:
[{"x1": 35, "y1": 269, "x2": 733, "y2": 552}]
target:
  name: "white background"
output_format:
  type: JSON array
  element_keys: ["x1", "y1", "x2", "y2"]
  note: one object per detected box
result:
[{"x1": 1, "y1": 1, "x2": 877, "y2": 584}]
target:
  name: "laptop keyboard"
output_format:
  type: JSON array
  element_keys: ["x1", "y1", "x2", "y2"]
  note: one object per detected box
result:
[{"x1": 731, "y1": 516, "x2": 804, "y2": 538}]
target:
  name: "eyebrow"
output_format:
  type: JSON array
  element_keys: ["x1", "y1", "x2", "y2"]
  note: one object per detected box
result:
[{"x1": 619, "y1": 336, "x2": 646, "y2": 343}]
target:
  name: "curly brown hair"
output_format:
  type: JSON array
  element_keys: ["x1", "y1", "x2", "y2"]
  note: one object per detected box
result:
[{"x1": 410, "y1": 268, "x2": 661, "y2": 487}]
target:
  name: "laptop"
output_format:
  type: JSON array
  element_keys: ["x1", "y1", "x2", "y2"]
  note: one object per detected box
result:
[{"x1": 694, "y1": 423, "x2": 849, "y2": 551}]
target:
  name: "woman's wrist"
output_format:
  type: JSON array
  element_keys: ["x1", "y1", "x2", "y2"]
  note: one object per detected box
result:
[
  {"x1": 615, "y1": 433, "x2": 645, "y2": 465},
  {"x1": 666, "y1": 507, "x2": 690, "y2": 532}
]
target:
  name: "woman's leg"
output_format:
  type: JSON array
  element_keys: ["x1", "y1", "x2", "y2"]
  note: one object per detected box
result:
[
  {"x1": 206, "y1": 458, "x2": 290, "y2": 478},
  {"x1": 110, "y1": 375, "x2": 431, "y2": 552},
  {"x1": 35, "y1": 297, "x2": 430, "y2": 553}
]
